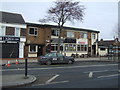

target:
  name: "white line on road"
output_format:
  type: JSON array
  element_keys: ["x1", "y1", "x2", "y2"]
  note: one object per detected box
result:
[
  {"x1": 32, "y1": 80, "x2": 69, "y2": 87},
  {"x1": 97, "y1": 74, "x2": 120, "y2": 78},
  {"x1": 84, "y1": 69, "x2": 118, "y2": 73},
  {"x1": 89, "y1": 72, "x2": 93, "y2": 78},
  {"x1": 1, "y1": 64, "x2": 118, "y2": 72},
  {"x1": 46, "y1": 74, "x2": 59, "y2": 84}
]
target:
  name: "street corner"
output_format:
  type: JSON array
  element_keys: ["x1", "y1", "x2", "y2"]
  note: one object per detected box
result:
[{"x1": 2, "y1": 74, "x2": 37, "y2": 88}]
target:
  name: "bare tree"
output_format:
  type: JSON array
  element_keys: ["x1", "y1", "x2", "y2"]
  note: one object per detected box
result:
[{"x1": 39, "y1": 0, "x2": 85, "y2": 53}]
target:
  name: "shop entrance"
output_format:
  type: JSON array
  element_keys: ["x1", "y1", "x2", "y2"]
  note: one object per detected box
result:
[{"x1": 2, "y1": 43, "x2": 19, "y2": 58}]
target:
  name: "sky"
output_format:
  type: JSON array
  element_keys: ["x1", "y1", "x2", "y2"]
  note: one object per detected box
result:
[{"x1": 0, "y1": 0, "x2": 118, "y2": 40}]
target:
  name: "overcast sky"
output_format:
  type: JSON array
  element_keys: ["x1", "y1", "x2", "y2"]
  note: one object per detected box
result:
[{"x1": 0, "y1": 0, "x2": 118, "y2": 40}]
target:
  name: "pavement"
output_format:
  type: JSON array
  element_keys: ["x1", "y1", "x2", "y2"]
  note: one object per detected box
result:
[
  {"x1": 1, "y1": 57, "x2": 119, "y2": 88},
  {"x1": 2, "y1": 74, "x2": 37, "y2": 88}
]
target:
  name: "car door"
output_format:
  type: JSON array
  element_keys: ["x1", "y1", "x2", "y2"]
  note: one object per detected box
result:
[
  {"x1": 57, "y1": 53, "x2": 64, "y2": 63},
  {"x1": 51, "y1": 53, "x2": 58, "y2": 63}
]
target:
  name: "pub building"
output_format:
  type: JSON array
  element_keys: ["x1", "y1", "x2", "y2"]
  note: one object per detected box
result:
[
  {"x1": 25, "y1": 23, "x2": 100, "y2": 57},
  {"x1": 0, "y1": 11, "x2": 26, "y2": 58}
]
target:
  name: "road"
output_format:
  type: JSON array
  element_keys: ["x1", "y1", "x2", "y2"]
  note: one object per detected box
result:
[{"x1": 2, "y1": 61, "x2": 120, "y2": 88}]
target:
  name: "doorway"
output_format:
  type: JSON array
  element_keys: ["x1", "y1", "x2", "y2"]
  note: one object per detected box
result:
[
  {"x1": 37, "y1": 45, "x2": 43, "y2": 57},
  {"x1": 92, "y1": 45, "x2": 96, "y2": 56}
]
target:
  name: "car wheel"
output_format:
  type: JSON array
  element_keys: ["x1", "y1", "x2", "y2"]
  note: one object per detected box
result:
[
  {"x1": 46, "y1": 60, "x2": 51, "y2": 65},
  {"x1": 68, "y1": 60, "x2": 73, "y2": 64}
]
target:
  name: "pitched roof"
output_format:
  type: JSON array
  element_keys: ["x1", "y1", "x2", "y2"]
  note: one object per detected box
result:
[
  {"x1": 0, "y1": 11, "x2": 25, "y2": 24},
  {"x1": 98, "y1": 40, "x2": 115, "y2": 47}
]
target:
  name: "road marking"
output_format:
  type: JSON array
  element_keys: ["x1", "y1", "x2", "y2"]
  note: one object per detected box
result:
[
  {"x1": 89, "y1": 72, "x2": 93, "y2": 78},
  {"x1": 46, "y1": 74, "x2": 59, "y2": 84},
  {"x1": 84, "y1": 69, "x2": 118, "y2": 73},
  {"x1": 1, "y1": 64, "x2": 118, "y2": 72},
  {"x1": 97, "y1": 74, "x2": 120, "y2": 78},
  {"x1": 32, "y1": 80, "x2": 69, "y2": 87}
]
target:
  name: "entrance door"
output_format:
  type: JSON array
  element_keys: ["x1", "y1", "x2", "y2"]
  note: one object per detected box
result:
[
  {"x1": 2, "y1": 43, "x2": 19, "y2": 58},
  {"x1": 37, "y1": 45, "x2": 43, "y2": 57},
  {"x1": 92, "y1": 45, "x2": 96, "y2": 56}
]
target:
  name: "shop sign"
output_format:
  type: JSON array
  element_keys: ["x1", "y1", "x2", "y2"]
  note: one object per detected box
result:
[
  {"x1": 78, "y1": 42, "x2": 86, "y2": 44},
  {"x1": 0, "y1": 37, "x2": 20, "y2": 42}
]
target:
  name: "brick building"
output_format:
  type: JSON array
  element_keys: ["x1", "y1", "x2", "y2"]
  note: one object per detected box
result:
[{"x1": 25, "y1": 22, "x2": 100, "y2": 57}]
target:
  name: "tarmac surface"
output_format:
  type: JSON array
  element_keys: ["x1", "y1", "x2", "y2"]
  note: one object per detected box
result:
[{"x1": 1, "y1": 57, "x2": 119, "y2": 88}]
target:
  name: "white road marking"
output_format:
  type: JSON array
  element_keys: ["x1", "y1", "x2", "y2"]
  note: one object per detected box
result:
[
  {"x1": 97, "y1": 74, "x2": 120, "y2": 78},
  {"x1": 46, "y1": 74, "x2": 59, "y2": 84},
  {"x1": 1, "y1": 64, "x2": 118, "y2": 72},
  {"x1": 89, "y1": 72, "x2": 93, "y2": 78},
  {"x1": 32, "y1": 80, "x2": 69, "y2": 87},
  {"x1": 84, "y1": 69, "x2": 118, "y2": 73}
]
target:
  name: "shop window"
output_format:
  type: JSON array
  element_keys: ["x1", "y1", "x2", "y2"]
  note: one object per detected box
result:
[
  {"x1": 29, "y1": 27, "x2": 38, "y2": 36},
  {"x1": 77, "y1": 45, "x2": 81, "y2": 51},
  {"x1": 65, "y1": 44, "x2": 76, "y2": 51},
  {"x1": 29, "y1": 45, "x2": 37, "y2": 52},
  {"x1": 77, "y1": 45, "x2": 87, "y2": 51},
  {"x1": 51, "y1": 44, "x2": 58, "y2": 51}
]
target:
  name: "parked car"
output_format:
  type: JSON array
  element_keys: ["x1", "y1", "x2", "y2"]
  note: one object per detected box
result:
[{"x1": 38, "y1": 53, "x2": 75, "y2": 65}]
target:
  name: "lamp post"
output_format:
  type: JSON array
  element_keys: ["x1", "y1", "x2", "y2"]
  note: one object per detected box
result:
[{"x1": 24, "y1": 40, "x2": 30, "y2": 78}]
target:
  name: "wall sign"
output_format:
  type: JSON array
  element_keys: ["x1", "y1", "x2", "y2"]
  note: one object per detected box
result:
[{"x1": 0, "y1": 37, "x2": 20, "y2": 42}]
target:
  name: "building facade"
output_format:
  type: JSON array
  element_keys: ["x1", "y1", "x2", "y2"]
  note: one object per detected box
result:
[
  {"x1": 25, "y1": 23, "x2": 100, "y2": 57},
  {"x1": 0, "y1": 11, "x2": 26, "y2": 58}
]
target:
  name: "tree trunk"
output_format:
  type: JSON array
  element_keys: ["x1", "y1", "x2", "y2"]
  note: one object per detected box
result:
[{"x1": 57, "y1": 26, "x2": 62, "y2": 53}]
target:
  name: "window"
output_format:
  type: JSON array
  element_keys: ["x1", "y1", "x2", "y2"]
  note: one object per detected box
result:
[
  {"x1": 100, "y1": 48, "x2": 106, "y2": 51},
  {"x1": 77, "y1": 45, "x2": 81, "y2": 51},
  {"x1": 80, "y1": 32, "x2": 87, "y2": 39},
  {"x1": 77, "y1": 45, "x2": 87, "y2": 51},
  {"x1": 51, "y1": 44, "x2": 58, "y2": 51},
  {"x1": 29, "y1": 27, "x2": 38, "y2": 36},
  {"x1": 67, "y1": 32, "x2": 74, "y2": 38},
  {"x1": 92, "y1": 33, "x2": 96, "y2": 39},
  {"x1": 15, "y1": 27, "x2": 20, "y2": 37},
  {"x1": 65, "y1": 44, "x2": 76, "y2": 51},
  {"x1": 6, "y1": 27, "x2": 15, "y2": 36},
  {"x1": 0, "y1": 26, "x2": 5, "y2": 36},
  {"x1": 51, "y1": 29, "x2": 59, "y2": 36},
  {"x1": 29, "y1": 45, "x2": 37, "y2": 52}
]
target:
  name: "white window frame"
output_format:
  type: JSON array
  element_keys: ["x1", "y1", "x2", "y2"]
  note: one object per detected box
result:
[
  {"x1": 67, "y1": 31, "x2": 74, "y2": 38},
  {"x1": 92, "y1": 33, "x2": 96, "y2": 39},
  {"x1": 28, "y1": 27, "x2": 38, "y2": 36},
  {"x1": 29, "y1": 45, "x2": 38, "y2": 53},
  {"x1": 0, "y1": 26, "x2": 6, "y2": 36},
  {"x1": 15, "y1": 27, "x2": 20, "y2": 37}
]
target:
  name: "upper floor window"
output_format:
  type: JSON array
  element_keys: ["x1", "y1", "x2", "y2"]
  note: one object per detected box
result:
[
  {"x1": 0, "y1": 26, "x2": 6, "y2": 36},
  {"x1": 80, "y1": 32, "x2": 87, "y2": 39},
  {"x1": 51, "y1": 29, "x2": 59, "y2": 36},
  {"x1": 15, "y1": 27, "x2": 20, "y2": 37},
  {"x1": 92, "y1": 33, "x2": 96, "y2": 39},
  {"x1": 67, "y1": 32, "x2": 74, "y2": 38},
  {"x1": 6, "y1": 27, "x2": 15, "y2": 36},
  {"x1": 29, "y1": 27, "x2": 38, "y2": 36}
]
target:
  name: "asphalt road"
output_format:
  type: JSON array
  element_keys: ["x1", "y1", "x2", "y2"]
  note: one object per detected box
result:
[{"x1": 2, "y1": 61, "x2": 120, "y2": 88}]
